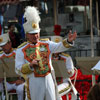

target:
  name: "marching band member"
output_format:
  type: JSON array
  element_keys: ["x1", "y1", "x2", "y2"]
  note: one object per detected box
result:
[
  {"x1": 0, "y1": 33, "x2": 25, "y2": 100},
  {"x1": 52, "y1": 36, "x2": 78, "y2": 100},
  {"x1": 15, "y1": 6, "x2": 77, "y2": 100}
]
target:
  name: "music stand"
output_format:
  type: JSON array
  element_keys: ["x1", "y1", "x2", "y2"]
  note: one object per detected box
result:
[
  {"x1": 0, "y1": 57, "x2": 19, "y2": 78},
  {"x1": 52, "y1": 60, "x2": 70, "y2": 78},
  {"x1": 92, "y1": 60, "x2": 100, "y2": 75},
  {"x1": 0, "y1": 57, "x2": 19, "y2": 100},
  {"x1": 75, "y1": 57, "x2": 100, "y2": 75}
]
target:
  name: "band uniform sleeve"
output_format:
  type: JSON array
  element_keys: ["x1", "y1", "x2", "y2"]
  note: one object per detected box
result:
[
  {"x1": 65, "y1": 56, "x2": 74, "y2": 77},
  {"x1": 15, "y1": 48, "x2": 33, "y2": 75},
  {"x1": 48, "y1": 39, "x2": 74, "y2": 53}
]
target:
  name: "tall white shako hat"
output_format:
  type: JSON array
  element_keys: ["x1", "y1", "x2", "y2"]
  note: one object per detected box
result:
[
  {"x1": 50, "y1": 36, "x2": 63, "y2": 43},
  {"x1": 0, "y1": 33, "x2": 10, "y2": 46},
  {"x1": 23, "y1": 6, "x2": 41, "y2": 34}
]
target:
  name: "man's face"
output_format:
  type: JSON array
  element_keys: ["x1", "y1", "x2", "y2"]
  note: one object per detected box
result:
[
  {"x1": 26, "y1": 33, "x2": 40, "y2": 44},
  {"x1": 1, "y1": 41, "x2": 12, "y2": 54},
  {"x1": 10, "y1": 25, "x2": 15, "y2": 32}
]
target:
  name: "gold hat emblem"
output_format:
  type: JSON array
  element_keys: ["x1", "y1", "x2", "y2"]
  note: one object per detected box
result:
[
  {"x1": 32, "y1": 23, "x2": 37, "y2": 29},
  {"x1": 55, "y1": 38, "x2": 60, "y2": 43},
  {"x1": 0, "y1": 37, "x2": 3, "y2": 43}
]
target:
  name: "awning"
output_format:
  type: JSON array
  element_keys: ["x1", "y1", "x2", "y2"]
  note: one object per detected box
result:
[{"x1": 0, "y1": 0, "x2": 19, "y2": 5}]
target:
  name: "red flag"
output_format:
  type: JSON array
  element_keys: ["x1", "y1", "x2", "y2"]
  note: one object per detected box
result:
[{"x1": 54, "y1": 25, "x2": 61, "y2": 36}]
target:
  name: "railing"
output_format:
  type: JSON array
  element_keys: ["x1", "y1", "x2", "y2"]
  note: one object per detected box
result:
[{"x1": 65, "y1": 49, "x2": 100, "y2": 57}]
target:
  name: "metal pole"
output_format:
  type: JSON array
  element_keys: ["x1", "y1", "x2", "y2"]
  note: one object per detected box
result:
[
  {"x1": 4, "y1": 72, "x2": 8, "y2": 100},
  {"x1": 90, "y1": 0, "x2": 95, "y2": 86},
  {"x1": 90, "y1": 0, "x2": 94, "y2": 57},
  {"x1": 84, "y1": 0, "x2": 88, "y2": 32},
  {"x1": 96, "y1": 0, "x2": 100, "y2": 36},
  {"x1": 84, "y1": 6, "x2": 88, "y2": 31},
  {"x1": 53, "y1": 0, "x2": 58, "y2": 25}
]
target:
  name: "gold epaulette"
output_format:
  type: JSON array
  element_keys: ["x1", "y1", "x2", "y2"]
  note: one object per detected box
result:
[
  {"x1": 0, "y1": 50, "x2": 3, "y2": 54},
  {"x1": 61, "y1": 53, "x2": 70, "y2": 57},
  {"x1": 40, "y1": 38, "x2": 50, "y2": 41},
  {"x1": 62, "y1": 39, "x2": 72, "y2": 48},
  {"x1": 18, "y1": 42, "x2": 27, "y2": 49}
]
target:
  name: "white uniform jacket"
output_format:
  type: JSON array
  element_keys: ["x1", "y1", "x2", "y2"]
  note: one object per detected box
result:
[
  {"x1": 57, "y1": 53, "x2": 78, "y2": 100},
  {"x1": 0, "y1": 49, "x2": 25, "y2": 100},
  {"x1": 15, "y1": 39, "x2": 74, "y2": 100}
]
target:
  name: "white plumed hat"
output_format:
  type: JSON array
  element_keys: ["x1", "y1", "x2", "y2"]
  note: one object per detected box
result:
[{"x1": 23, "y1": 6, "x2": 41, "y2": 34}]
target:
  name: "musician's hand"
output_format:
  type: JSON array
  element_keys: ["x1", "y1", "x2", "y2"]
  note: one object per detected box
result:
[
  {"x1": 30, "y1": 59, "x2": 40, "y2": 68},
  {"x1": 68, "y1": 30, "x2": 77, "y2": 42},
  {"x1": 15, "y1": 80, "x2": 24, "y2": 85},
  {"x1": 68, "y1": 71, "x2": 72, "y2": 75}
]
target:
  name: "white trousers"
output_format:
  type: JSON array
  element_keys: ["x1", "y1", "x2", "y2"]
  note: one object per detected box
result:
[
  {"x1": 28, "y1": 73, "x2": 56, "y2": 100},
  {"x1": 0, "y1": 82, "x2": 24, "y2": 100},
  {"x1": 16, "y1": 83, "x2": 25, "y2": 100}
]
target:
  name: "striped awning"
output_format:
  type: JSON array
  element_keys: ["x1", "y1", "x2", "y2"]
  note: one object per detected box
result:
[
  {"x1": 0, "y1": 0, "x2": 19, "y2": 5},
  {"x1": 0, "y1": 0, "x2": 31, "y2": 5},
  {"x1": 77, "y1": 0, "x2": 89, "y2": 5}
]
